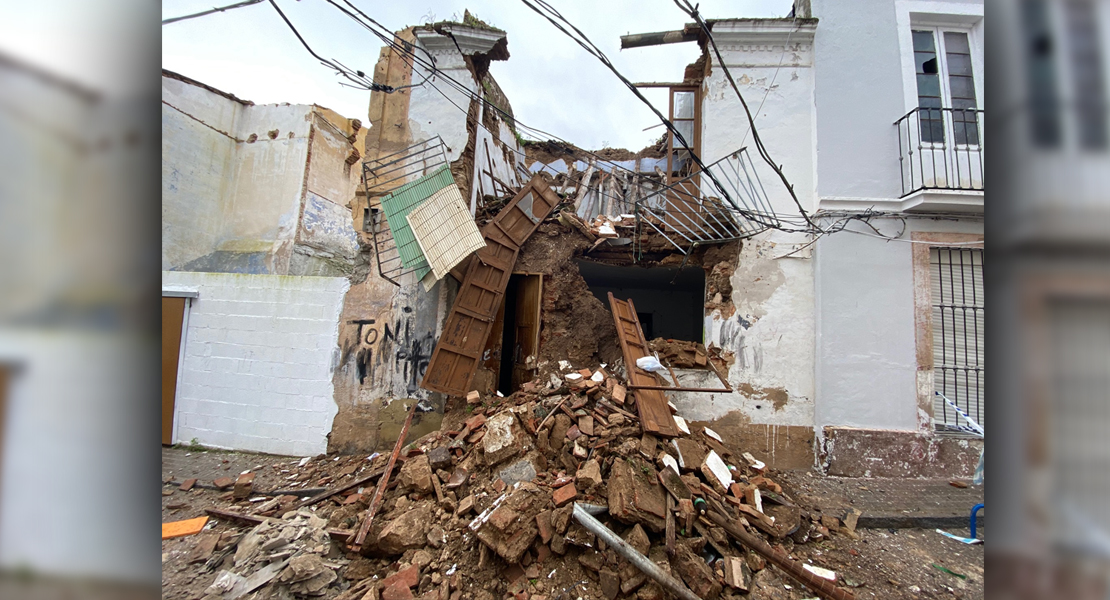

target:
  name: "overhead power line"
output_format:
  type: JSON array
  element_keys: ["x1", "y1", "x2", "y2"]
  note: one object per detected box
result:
[
  {"x1": 672, "y1": 0, "x2": 817, "y2": 229},
  {"x1": 162, "y1": 0, "x2": 265, "y2": 25}
]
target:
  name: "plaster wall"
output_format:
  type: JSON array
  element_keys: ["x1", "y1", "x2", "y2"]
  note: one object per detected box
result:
[
  {"x1": 701, "y1": 31, "x2": 817, "y2": 216},
  {"x1": 813, "y1": 216, "x2": 983, "y2": 433},
  {"x1": 698, "y1": 235, "x2": 816, "y2": 430},
  {"x1": 161, "y1": 75, "x2": 241, "y2": 270},
  {"x1": 811, "y1": 0, "x2": 907, "y2": 202},
  {"x1": 163, "y1": 75, "x2": 363, "y2": 275},
  {"x1": 163, "y1": 271, "x2": 349, "y2": 457},
  {"x1": 693, "y1": 25, "x2": 819, "y2": 437},
  {"x1": 407, "y1": 39, "x2": 477, "y2": 164}
]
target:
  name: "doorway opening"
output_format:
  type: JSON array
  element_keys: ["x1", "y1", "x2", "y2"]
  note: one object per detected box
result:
[
  {"x1": 486, "y1": 273, "x2": 543, "y2": 396},
  {"x1": 576, "y1": 260, "x2": 705, "y2": 342}
]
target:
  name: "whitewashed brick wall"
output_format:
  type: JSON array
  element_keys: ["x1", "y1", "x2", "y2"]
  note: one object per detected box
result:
[{"x1": 163, "y1": 271, "x2": 349, "y2": 456}]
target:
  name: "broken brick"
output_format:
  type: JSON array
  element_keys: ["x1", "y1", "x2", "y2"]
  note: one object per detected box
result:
[
  {"x1": 552, "y1": 483, "x2": 577, "y2": 507},
  {"x1": 599, "y1": 569, "x2": 620, "y2": 599},
  {"x1": 382, "y1": 583, "x2": 414, "y2": 600},
  {"x1": 213, "y1": 477, "x2": 234, "y2": 490},
  {"x1": 381, "y1": 564, "x2": 420, "y2": 591},
  {"x1": 179, "y1": 478, "x2": 197, "y2": 492},
  {"x1": 233, "y1": 472, "x2": 254, "y2": 499},
  {"x1": 575, "y1": 459, "x2": 602, "y2": 489},
  {"x1": 536, "y1": 510, "x2": 554, "y2": 544}
]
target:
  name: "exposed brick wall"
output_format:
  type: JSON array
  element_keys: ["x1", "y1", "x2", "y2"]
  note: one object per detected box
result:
[{"x1": 163, "y1": 271, "x2": 349, "y2": 456}]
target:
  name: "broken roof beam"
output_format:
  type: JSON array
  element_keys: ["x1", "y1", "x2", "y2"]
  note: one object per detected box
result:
[{"x1": 620, "y1": 25, "x2": 701, "y2": 49}]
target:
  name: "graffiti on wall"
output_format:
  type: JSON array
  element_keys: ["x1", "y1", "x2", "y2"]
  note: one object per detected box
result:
[{"x1": 349, "y1": 306, "x2": 436, "y2": 396}]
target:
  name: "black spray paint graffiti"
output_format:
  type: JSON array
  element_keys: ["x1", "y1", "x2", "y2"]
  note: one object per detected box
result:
[{"x1": 349, "y1": 306, "x2": 436, "y2": 394}]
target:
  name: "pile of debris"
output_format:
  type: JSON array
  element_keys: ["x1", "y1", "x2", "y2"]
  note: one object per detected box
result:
[{"x1": 184, "y1": 362, "x2": 859, "y2": 600}]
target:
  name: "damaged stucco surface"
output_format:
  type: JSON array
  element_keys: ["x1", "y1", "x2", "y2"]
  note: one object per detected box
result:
[
  {"x1": 162, "y1": 72, "x2": 365, "y2": 276},
  {"x1": 329, "y1": 24, "x2": 521, "y2": 453}
]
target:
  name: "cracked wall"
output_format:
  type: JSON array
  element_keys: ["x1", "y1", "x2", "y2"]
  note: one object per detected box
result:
[{"x1": 330, "y1": 22, "x2": 524, "y2": 453}]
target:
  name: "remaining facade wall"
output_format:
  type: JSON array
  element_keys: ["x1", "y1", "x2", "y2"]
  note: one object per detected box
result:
[
  {"x1": 162, "y1": 71, "x2": 363, "y2": 276},
  {"x1": 664, "y1": 20, "x2": 821, "y2": 469},
  {"x1": 330, "y1": 23, "x2": 522, "y2": 453},
  {"x1": 163, "y1": 271, "x2": 349, "y2": 456}
]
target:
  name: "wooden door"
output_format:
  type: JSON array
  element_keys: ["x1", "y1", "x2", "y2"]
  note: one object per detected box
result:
[
  {"x1": 608, "y1": 293, "x2": 681, "y2": 437},
  {"x1": 162, "y1": 297, "x2": 186, "y2": 445},
  {"x1": 420, "y1": 176, "x2": 559, "y2": 396},
  {"x1": 511, "y1": 274, "x2": 543, "y2": 391}
]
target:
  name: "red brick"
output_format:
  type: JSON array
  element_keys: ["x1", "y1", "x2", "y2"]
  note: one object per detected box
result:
[
  {"x1": 382, "y1": 582, "x2": 414, "y2": 600},
  {"x1": 552, "y1": 483, "x2": 577, "y2": 507},
  {"x1": 381, "y1": 564, "x2": 420, "y2": 591},
  {"x1": 535, "y1": 510, "x2": 553, "y2": 544},
  {"x1": 233, "y1": 472, "x2": 255, "y2": 499},
  {"x1": 729, "y1": 482, "x2": 744, "y2": 498},
  {"x1": 342, "y1": 493, "x2": 363, "y2": 505},
  {"x1": 465, "y1": 414, "x2": 487, "y2": 430},
  {"x1": 212, "y1": 477, "x2": 234, "y2": 489},
  {"x1": 179, "y1": 478, "x2": 197, "y2": 491}
]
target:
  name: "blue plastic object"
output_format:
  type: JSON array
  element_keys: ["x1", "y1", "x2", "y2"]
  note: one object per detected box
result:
[{"x1": 970, "y1": 503, "x2": 985, "y2": 539}]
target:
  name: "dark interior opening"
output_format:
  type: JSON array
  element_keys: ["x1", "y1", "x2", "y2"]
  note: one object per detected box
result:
[
  {"x1": 498, "y1": 278, "x2": 520, "y2": 394},
  {"x1": 576, "y1": 260, "x2": 705, "y2": 342},
  {"x1": 494, "y1": 273, "x2": 543, "y2": 395}
]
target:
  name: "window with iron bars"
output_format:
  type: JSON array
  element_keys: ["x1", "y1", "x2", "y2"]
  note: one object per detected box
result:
[{"x1": 931, "y1": 247, "x2": 985, "y2": 433}]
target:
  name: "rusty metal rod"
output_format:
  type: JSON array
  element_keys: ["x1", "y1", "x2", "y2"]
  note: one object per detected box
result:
[
  {"x1": 627, "y1": 384, "x2": 731, "y2": 392},
  {"x1": 292, "y1": 464, "x2": 389, "y2": 510},
  {"x1": 705, "y1": 510, "x2": 855, "y2": 600},
  {"x1": 205, "y1": 508, "x2": 354, "y2": 542},
  {"x1": 349, "y1": 401, "x2": 418, "y2": 550}
]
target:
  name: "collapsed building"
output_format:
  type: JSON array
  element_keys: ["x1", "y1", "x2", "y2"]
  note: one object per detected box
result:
[{"x1": 162, "y1": 1, "x2": 984, "y2": 478}]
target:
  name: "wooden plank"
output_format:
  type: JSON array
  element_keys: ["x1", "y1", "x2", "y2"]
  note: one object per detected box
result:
[
  {"x1": 421, "y1": 176, "x2": 559, "y2": 396},
  {"x1": 607, "y1": 293, "x2": 682, "y2": 437}
]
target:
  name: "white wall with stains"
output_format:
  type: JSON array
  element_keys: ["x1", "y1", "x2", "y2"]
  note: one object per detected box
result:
[
  {"x1": 163, "y1": 73, "x2": 363, "y2": 275},
  {"x1": 691, "y1": 20, "x2": 820, "y2": 431}
]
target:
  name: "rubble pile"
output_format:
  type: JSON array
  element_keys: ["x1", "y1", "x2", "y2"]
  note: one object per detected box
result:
[{"x1": 189, "y1": 362, "x2": 859, "y2": 600}]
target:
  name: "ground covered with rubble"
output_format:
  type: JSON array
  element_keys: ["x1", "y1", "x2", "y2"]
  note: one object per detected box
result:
[{"x1": 163, "y1": 366, "x2": 983, "y2": 600}]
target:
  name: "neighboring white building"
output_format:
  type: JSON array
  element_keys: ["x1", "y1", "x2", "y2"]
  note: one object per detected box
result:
[{"x1": 626, "y1": 0, "x2": 984, "y2": 474}]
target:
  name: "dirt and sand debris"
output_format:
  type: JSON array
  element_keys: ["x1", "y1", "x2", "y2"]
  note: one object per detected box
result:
[{"x1": 163, "y1": 359, "x2": 880, "y2": 600}]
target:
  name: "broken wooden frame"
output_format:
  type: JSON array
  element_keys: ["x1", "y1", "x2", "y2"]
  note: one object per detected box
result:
[
  {"x1": 608, "y1": 293, "x2": 682, "y2": 437},
  {"x1": 348, "y1": 400, "x2": 418, "y2": 552},
  {"x1": 361, "y1": 136, "x2": 450, "y2": 286},
  {"x1": 630, "y1": 341, "x2": 732, "y2": 393},
  {"x1": 637, "y1": 147, "x2": 780, "y2": 253},
  {"x1": 420, "y1": 176, "x2": 560, "y2": 397}
]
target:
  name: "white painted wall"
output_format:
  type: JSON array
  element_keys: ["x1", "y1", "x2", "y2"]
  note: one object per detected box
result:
[
  {"x1": 0, "y1": 331, "x2": 156, "y2": 584},
  {"x1": 163, "y1": 271, "x2": 349, "y2": 456},
  {"x1": 694, "y1": 21, "x2": 819, "y2": 430},
  {"x1": 161, "y1": 73, "x2": 316, "y2": 272},
  {"x1": 407, "y1": 29, "x2": 524, "y2": 212}
]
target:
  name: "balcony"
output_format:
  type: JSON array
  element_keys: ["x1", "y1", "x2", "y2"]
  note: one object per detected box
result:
[{"x1": 895, "y1": 107, "x2": 984, "y2": 211}]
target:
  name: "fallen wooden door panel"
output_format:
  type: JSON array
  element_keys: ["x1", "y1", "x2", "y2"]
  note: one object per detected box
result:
[
  {"x1": 420, "y1": 176, "x2": 559, "y2": 396},
  {"x1": 607, "y1": 292, "x2": 682, "y2": 437}
]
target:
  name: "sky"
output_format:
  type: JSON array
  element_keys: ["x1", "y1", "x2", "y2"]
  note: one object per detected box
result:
[{"x1": 160, "y1": 0, "x2": 792, "y2": 150}]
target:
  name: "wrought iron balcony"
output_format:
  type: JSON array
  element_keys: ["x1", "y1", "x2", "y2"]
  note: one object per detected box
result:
[{"x1": 895, "y1": 107, "x2": 984, "y2": 198}]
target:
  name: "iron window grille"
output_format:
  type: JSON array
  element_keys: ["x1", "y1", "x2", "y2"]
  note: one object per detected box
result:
[{"x1": 931, "y1": 247, "x2": 985, "y2": 433}]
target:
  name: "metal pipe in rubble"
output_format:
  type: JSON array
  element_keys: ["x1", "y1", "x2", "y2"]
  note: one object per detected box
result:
[{"x1": 572, "y1": 503, "x2": 703, "y2": 600}]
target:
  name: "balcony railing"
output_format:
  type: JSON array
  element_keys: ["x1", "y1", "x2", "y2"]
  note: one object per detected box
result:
[{"x1": 895, "y1": 107, "x2": 985, "y2": 198}]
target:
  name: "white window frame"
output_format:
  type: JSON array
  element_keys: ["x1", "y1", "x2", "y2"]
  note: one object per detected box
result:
[
  {"x1": 910, "y1": 26, "x2": 982, "y2": 150},
  {"x1": 896, "y1": 5, "x2": 985, "y2": 118}
]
